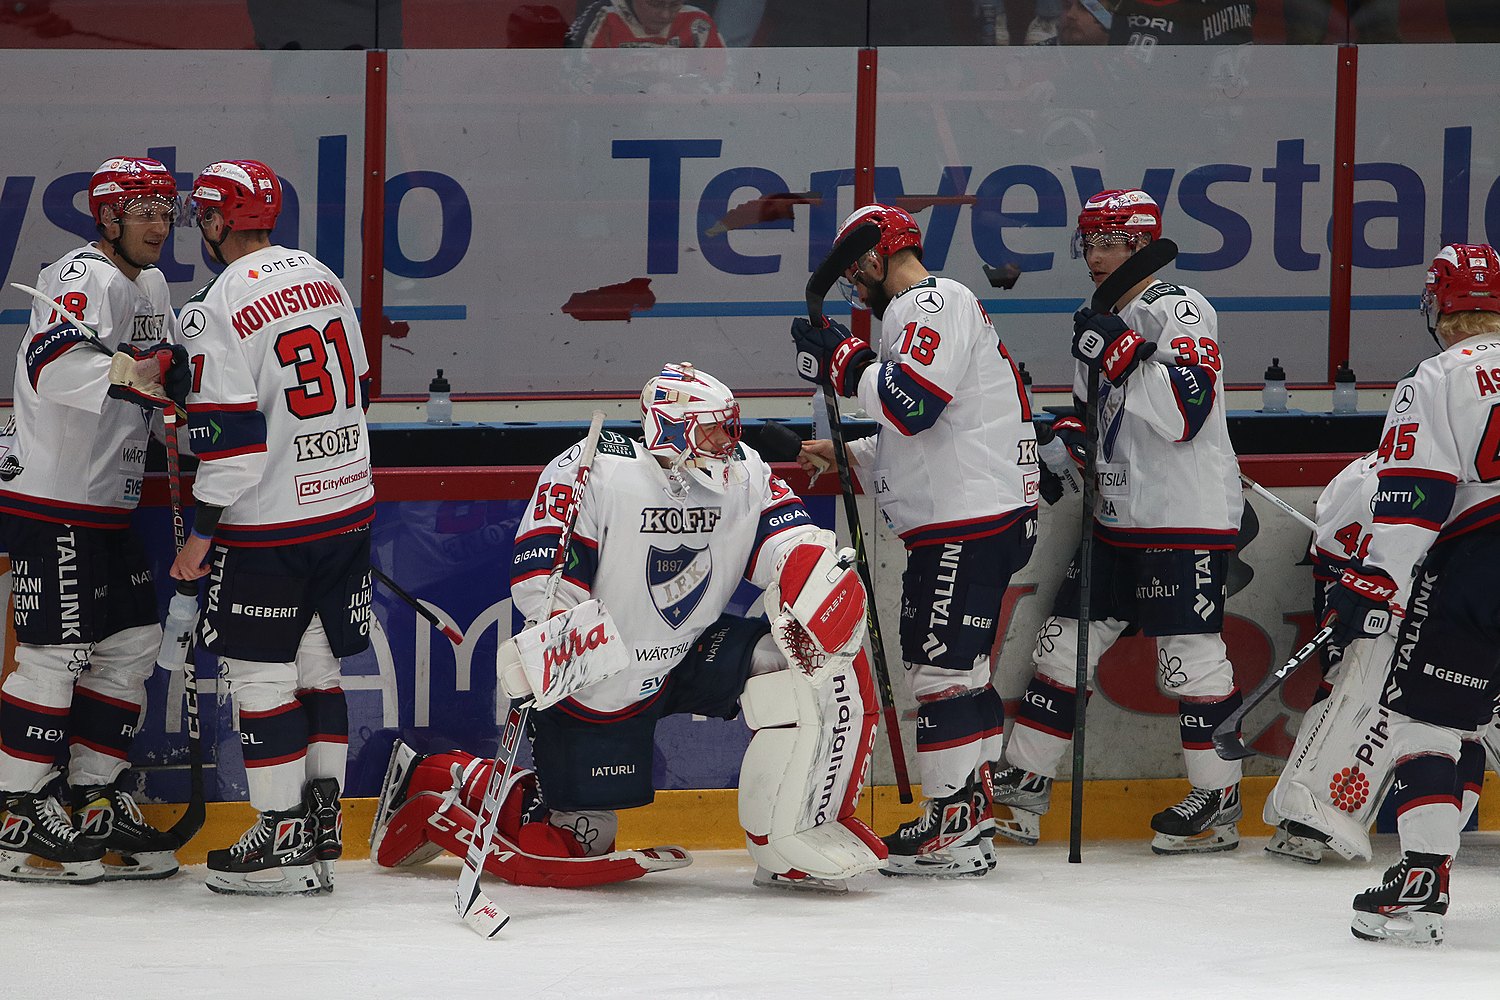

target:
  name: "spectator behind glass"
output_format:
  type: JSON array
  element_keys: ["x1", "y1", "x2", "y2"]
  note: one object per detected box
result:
[
  {"x1": 1056, "y1": 0, "x2": 1115, "y2": 44},
  {"x1": 1109, "y1": 0, "x2": 1255, "y2": 45},
  {"x1": 509, "y1": 4, "x2": 569, "y2": 47},
  {"x1": 568, "y1": 0, "x2": 725, "y2": 47}
]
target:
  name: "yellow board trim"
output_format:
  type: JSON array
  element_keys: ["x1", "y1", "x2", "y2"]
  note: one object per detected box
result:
[{"x1": 141, "y1": 773, "x2": 1498, "y2": 866}]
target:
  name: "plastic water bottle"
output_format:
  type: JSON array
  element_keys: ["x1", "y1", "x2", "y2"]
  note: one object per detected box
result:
[
  {"x1": 1331, "y1": 361, "x2": 1358, "y2": 414},
  {"x1": 157, "y1": 590, "x2": 198, "y2": 671},
  {"x1": 427, "y1": 369, "x2": 453, "y2": 425},
  {"x1": 1261, "y1": 357, "x2": 1287, "y2": 413},
  {"x1": 1018, "y1": 361, "x2": 1035, "y2": 413}
]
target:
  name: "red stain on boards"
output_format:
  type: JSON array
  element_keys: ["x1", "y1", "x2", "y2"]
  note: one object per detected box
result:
[{"x1": 562, "y1": 278, "x2": 656, "y2": 322}]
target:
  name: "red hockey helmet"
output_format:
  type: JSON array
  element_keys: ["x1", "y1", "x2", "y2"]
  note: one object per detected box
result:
[
  {"x1": 1421, "y1": 244, "x2": 1500, "y2": 323},
  {"x1": 1072, "y1": 188, "x2": 1162, "y2": 259},
  {"x1": 191, "y1": 160, "x2": 282, "y2": 231},
  {"x1": 88, "y1": 157, "x2": 177, "y2": 227},
  {"x1": 836, "y1": 204, "x2": 923, "y2": 262}
]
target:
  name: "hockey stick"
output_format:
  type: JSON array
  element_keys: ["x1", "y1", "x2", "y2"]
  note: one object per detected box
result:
[
  {"x1": 1211, "y1": 624, "x2": 1335, "y2": 761},
  {"x1": 371, "y1": 567, "x2": 463, "y2": 645},
  {"x1": 1238, "y1": 471, "x2": 1316, "y2": 533},
  {"x1": 802, "y1": 221, "x2": 914, "y2": 804},
  {"x1": 1068, "y1": 236, "x2": 1180, "y2": 863},
  {"x1": 455, "y1": 409, "x2": 607, "y2": 939},
  {"x1": 9, "y1": 282, "x2": 114, "y2": 357},
  {"x1": 160, "y1": 403, "x2": 206, "y2": 849}
]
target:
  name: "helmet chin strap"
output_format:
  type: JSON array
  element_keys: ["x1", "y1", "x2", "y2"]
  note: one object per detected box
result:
[
  {"x1": 205, "y1": 222, "x2": 231, "y2": 266},
  {"x1": 100, "y1": 220, "x2": 151, "y2": 273}
]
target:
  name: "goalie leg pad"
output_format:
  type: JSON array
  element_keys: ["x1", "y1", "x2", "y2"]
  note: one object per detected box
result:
[
  {"x1": 739, "y1": 644, "x2": 884, "y2": 881},
  {"x1": 1267, "y1": 634, "x2": 1395, "y2": 861},
  {"x1": 375, "y1": 788, "x2": 689, "y2": 887}
]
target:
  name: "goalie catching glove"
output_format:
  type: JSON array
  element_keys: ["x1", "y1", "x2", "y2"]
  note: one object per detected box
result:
[{"x1": 764, "y1": 529, "x2": 867, "y2": 682}]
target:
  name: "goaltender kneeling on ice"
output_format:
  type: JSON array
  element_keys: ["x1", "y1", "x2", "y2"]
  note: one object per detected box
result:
[{"x1": 370, "y1": 363, "x2": 887, "y2": 892}]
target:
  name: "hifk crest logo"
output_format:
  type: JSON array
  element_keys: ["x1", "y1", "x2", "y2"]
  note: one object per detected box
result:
[{"x1": 647, "y1": 544, "x2": 711, "y2": 628}]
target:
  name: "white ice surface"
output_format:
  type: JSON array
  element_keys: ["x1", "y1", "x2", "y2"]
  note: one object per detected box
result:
[{"x1": 8, "y1": 834, "x2": 1499, "y2": 999}]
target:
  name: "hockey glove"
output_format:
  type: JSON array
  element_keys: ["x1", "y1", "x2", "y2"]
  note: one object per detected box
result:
[
  {"x1": 1322, "y1": 563, "x2": 1396, "y2": 647},
  {"x1": 791, "y1": 317, "x2": 875, "y2": 398},
  {"x1": 161, "y1": 344, "x2": 191, "y2": 407},
  {"x1": 107, "y1": 345, "x2": 172, "y2": 410},
  {"x1": 1072, "y1": 308, "x2": 1156, "y2": 386}
]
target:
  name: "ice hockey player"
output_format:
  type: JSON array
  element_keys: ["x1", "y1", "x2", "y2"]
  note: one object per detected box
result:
[
  {"x1": 371, "y1": 363, "x2": 885, "y2": 891},
  {"x1": 993, "y1": 189, "x2": 1245, "y2": 855},
  {"x1": 0, "y1": 156, "x2": 189, "y2": 885},
  {"x1": 1318, "y1": 243, "x2": 1500, "y2": 945},
  {"x1": 789, "y1": 205, "x2": 1039, "y2": 876},
  {"x1": 170, "y1": 159, "x2": 372, "y2": 896}
]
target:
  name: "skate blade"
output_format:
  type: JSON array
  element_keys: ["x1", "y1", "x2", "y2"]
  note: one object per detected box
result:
[
  {"x1": 0, "y1": 850, "x2": 105, "y2": 885},
  {"x1": 204, "y1": 863, "x2": 326, "y2": 897},
  {"x1": 101, "y1": 850, "x2": 180, "y2": 881},
  {"x1": 1351, "y1": 910, "x2": 1443, "y2": 945},
  {"x1": 1263, "y1": 836, "x2": 1325, "y2": 866},
  {"x1": 315, "y1": 860, "x2": 335, "y2": 892},
  {"x1": 753, "y1": 866, "x2": 849, "y2": 894},
  {"x1": 993, "y1": 806, "x2": 1040, "y2": 847},
  {"x1": 880, "y1": 845, "x2": 989, "y2": 878},
  {"x1": 1150, "y1": 823, "x2": 1240, "y2": 856}
]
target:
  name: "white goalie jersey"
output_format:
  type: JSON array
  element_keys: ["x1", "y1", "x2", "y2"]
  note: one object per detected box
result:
[
  {"x1": 847, "y1": 275, "x2": 1039, "y2": 546},
  {"x1": 0, "y1": 245, "x2": 176, "y2": 527},
  {"x1": 181, "y1": 245, "x2": 373, "y2": 545},
  {"x1": 510, "y1": 432, "x2": 819, "y2": 715},
  {"x1": 1079, "y1": 279, "x2": 1242, "y2": 549}
]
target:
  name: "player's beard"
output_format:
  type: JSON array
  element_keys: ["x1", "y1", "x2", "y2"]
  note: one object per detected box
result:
[{"x1": 857, "y1": 272, "x2": 892, "y2": 320}]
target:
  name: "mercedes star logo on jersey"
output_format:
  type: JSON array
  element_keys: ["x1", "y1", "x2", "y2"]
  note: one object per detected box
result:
[
  {"x1": 180, "y1": 309, "x2": 206, "y2": 338},
  {"x1": 914, "y1": 288, "x2": 944, "y2": 313},
  {"x1": 1173, "y1": 300, "x2": 1201, "y2": 325},
  {"x1": 58, "y1": 260, "x2": 86, "y2": 281}
]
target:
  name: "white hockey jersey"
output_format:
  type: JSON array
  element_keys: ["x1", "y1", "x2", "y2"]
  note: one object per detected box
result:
[
  {"x1": 0, "y1": 245, "x2": 176, "y2": 528},
  {"x1": 1310, "y1": 452, "x2": 1378, "y2": 581},
  {"x1": 182, "y1": 245, "x2": 373, "y2": 546},
  {"x1": 510, "y1": 431, "x2": 818, "y2": 715},
  {"x1": 1362, "y1": 335, "x2": 1500, "y2": 586},
  {"x1": 1078, "y1": 279, "x2": 1242, "y2": 549},
  {"x1": 847, "y1": 276, "x2": 1038, "y2": 547}
]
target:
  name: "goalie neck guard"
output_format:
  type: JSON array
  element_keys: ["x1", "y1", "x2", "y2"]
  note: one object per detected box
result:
[{"x1": 641, "y1": 363, "x2": 743, "y2": 495}]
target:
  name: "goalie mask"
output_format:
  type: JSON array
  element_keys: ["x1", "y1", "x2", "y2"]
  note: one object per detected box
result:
[
  {"x1": 641, "y1": 363, "x2": 744, "y2": 494},
  {"x1": 1072, "y1": 188, "x2": 1162, "y2": 259},
  {"x1": 1421, "y1": 243, "x2": 1500, "y2": 340}
]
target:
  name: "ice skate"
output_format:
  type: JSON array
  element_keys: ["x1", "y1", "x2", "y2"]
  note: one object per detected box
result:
[
  {"x1": 1350, "y1": 852, "x2": 1449, "y2": 945},
  {"x1": 879, "y1": 781, "x2": 988, "y2": 878},
  {"x1": 991, "y1": 766, "x2": 1051, "y2": 847},
  {"x1": 71, "y1": 778, "x2": 180, "y2": 880},
  {"x1": 204, "y1": 808, "x2": 323, "y2": 896},
  {"x1": 1149, "y1": 784, "x2": 1241, "y2": 855},
  {"x1": 1263, "y1": 820, "x2": 1329, "y2": 865},
  {"x1": 753, "y1": 865, "x2": 849, "y2": 894},
  {"x1": 0, "y1": 787, "x2": 106, "y2": 885},
  {"x1": 972, "y1": 762, "x2": 997, "y2": 870},
  {"x1": 304, "y1": 777, "x2": 342, "y2": 891},
  {"x1": 370, "y1": 739, "x2": 445, "y2": 868}
]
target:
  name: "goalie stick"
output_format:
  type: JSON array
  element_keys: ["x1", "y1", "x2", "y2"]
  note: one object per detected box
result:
[
  {"x1": 803, "y1": 221, "x2": 913, "y2": 804},
  {"x1": 1212, "y1": 624, "x2": 1335, "y2": 761},
  {"x1": 1068, "y1": 236, "x2": 1180, "y2": 863},
  {"x1": 455, "y1": 409, "x2": 607, "y2": 939}
]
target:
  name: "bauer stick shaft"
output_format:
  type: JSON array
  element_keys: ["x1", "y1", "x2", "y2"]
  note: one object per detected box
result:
[
  {"x1": 1238, "y1": 471, "x2": 1316, "y2": 533},
  {"x1": 456, "y1": 410, "x2": 606, "y2": 939},
  {"x1": 801, "y1": 221, "x2": 913, "y2": 803}
]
